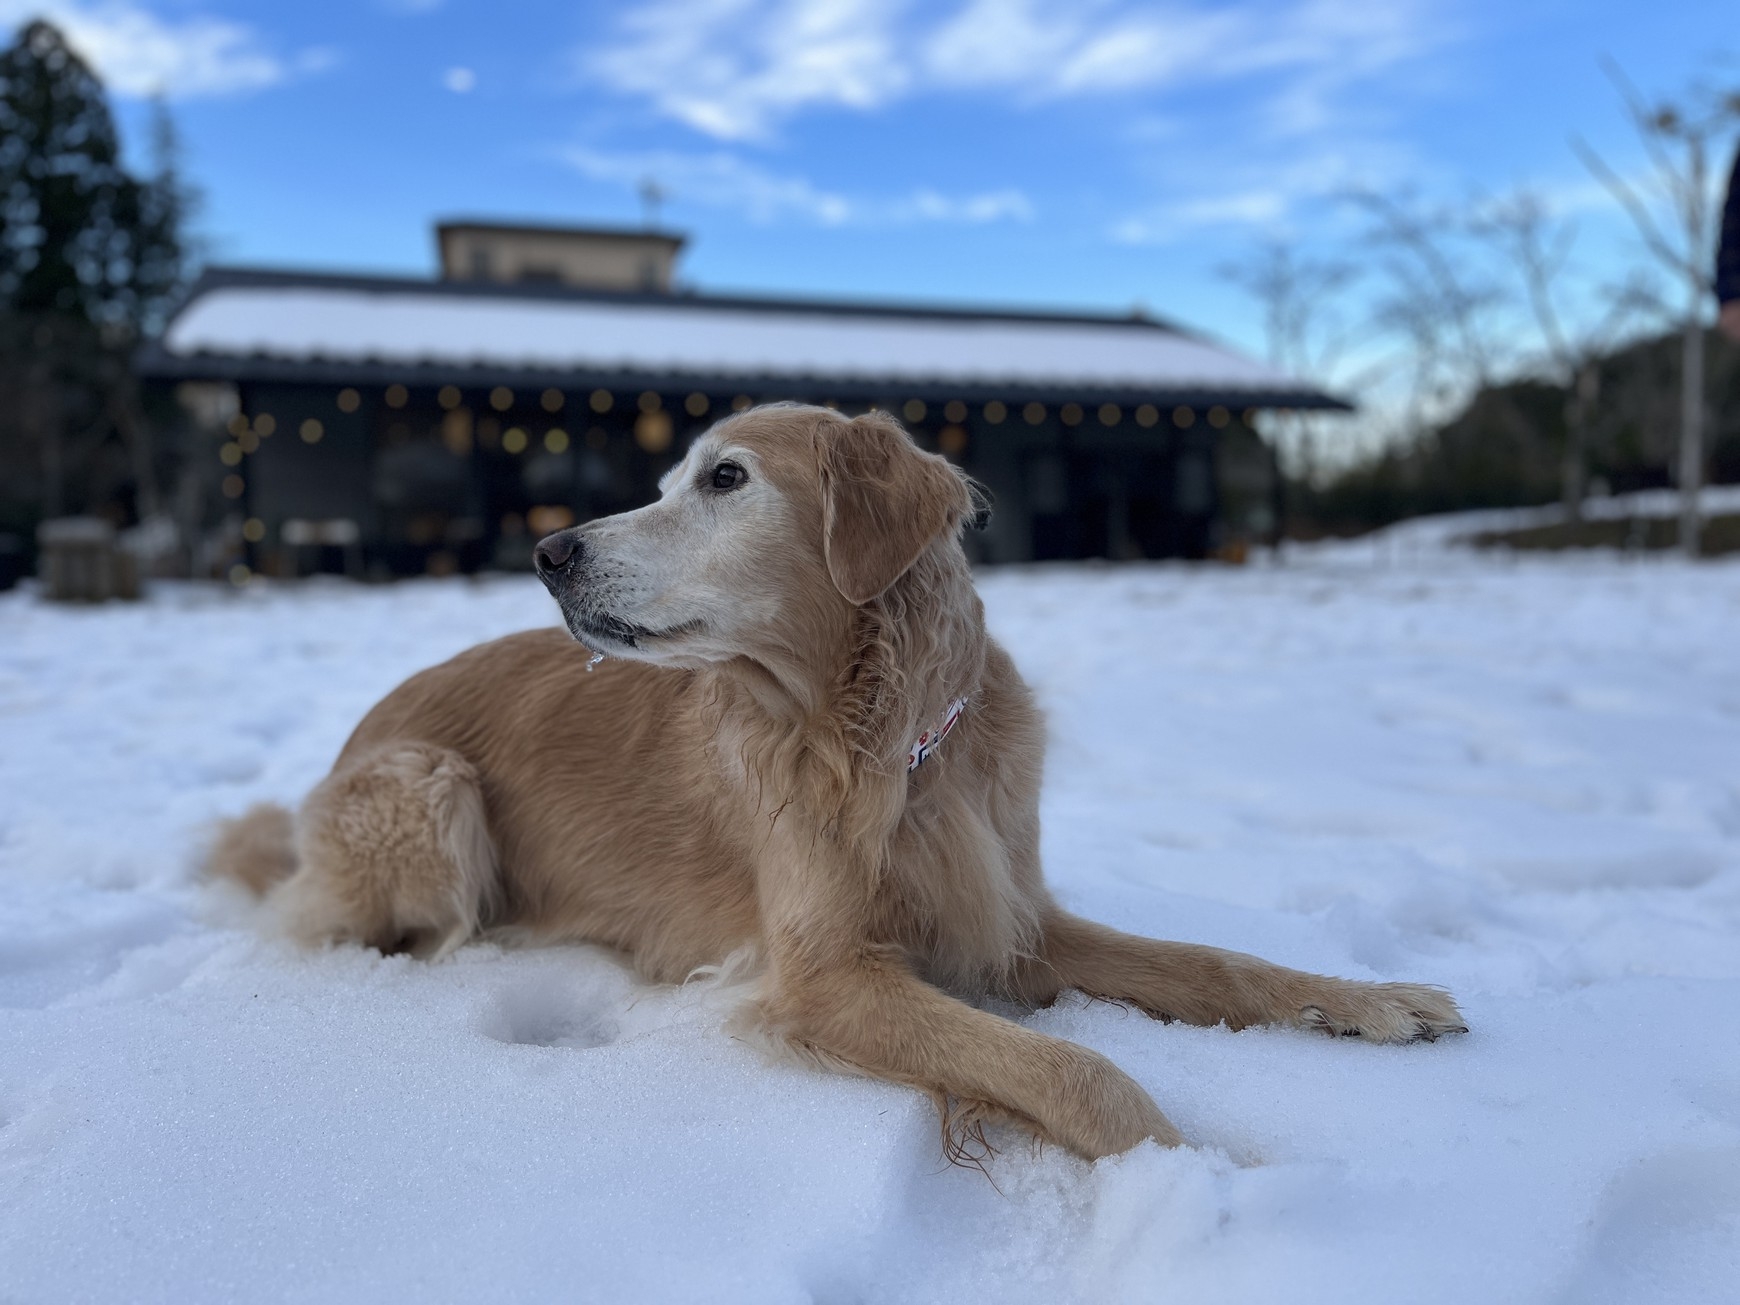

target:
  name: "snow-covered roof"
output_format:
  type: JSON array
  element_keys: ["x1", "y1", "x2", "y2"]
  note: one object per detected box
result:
[{"x1": 144, "y1": 268, "x2": 1345, "y2": 407}]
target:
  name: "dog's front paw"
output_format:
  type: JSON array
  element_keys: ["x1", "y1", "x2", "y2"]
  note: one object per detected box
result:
[{"x1": 1299, "y1": 981, "x2": 1468, "y2": 1044}]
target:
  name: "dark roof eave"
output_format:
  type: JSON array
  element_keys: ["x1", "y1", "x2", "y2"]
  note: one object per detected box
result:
[{"x1": 135, "y1": 344, "x2": 1353, "y2": 412}]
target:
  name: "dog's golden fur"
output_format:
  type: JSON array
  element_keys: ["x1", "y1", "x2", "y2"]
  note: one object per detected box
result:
[{"x1": 208, "y1": 402, "x2": 1466, "y2": 1160}]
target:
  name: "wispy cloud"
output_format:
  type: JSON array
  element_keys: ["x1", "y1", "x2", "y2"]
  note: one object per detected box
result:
[
  {"x1": 559, "y1": 144, "x2": 1033, "y2": 228},
  {"x1": 584, "y1": 0, "x2": 906, "y2": 142},
  {"x1": 0, "y1": 1, "x2": 318, "y2": 99},
  {"x1": 585, "y1": 0, "x2": 1447, "y2": 141}
]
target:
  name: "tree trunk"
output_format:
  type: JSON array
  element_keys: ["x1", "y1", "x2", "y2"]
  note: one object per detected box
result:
[
  {"x1": 1678, "y1": 310, "x2": 1703, "y2": 557},
  {"x1": 1562, "y1": 363, "x2": 1596, "y2": 522}
]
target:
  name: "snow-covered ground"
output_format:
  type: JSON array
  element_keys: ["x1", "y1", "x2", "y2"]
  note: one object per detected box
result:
[{"x1": 3, "y1": 552, "x2": 1738, "y2": 1303}]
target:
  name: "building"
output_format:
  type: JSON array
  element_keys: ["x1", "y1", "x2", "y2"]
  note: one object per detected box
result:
[{"x1": 137, "y1": 221, "x2": 1346, "y2": 577}]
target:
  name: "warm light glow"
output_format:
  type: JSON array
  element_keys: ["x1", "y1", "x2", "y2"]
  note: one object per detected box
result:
[
  {"x1": 1173, "y1": 405, "x2": 1195, "y2": 428},
  {"x1": 219, "y1": 442, "x2": 242, "y2": 466},
  {"x1": 1098, "y1": 403, "x2": 1121, "y2": 427},
  {"x1": 544, "y1": 428, "x2": 570, "y2": 454},
  {"x1": 939, "y1": 426, "x2": 968, "y2": 457},
  {"x1": 441, "y1": 410, "x2": 471, "y2": 455},
  {"x1": 528, "y1": 505, "x2": 575, "y2": 535},
  {"x1": 903, "y1": 399, "x2": 926, "y2": 423},
  {"x1": 489, "y1": 386, "x2": 513, "y2": 412},
  {"x1": 638, "y1": 390, "x2": 662, "y2": 414},
  {"x1": 226, "y1": 413, "x2": 249, "y2": 437},
  {"x1": 241, "y1": 517, "x2": 266, "y2": 543},
  {"x1": 300, "y1": 418, "x2": 323, "y2": 444},
  {"x1": 385, "y1": 384, "x2": 409, "y2": 409},
  {"x1": 589, "y1": 388, "x2": 613, "y2": 414},
  {"x1": 228, "y1": 563, "x2": 250, "y2": 586},
  {"x1": 1208, "y1": 406, "x2": 1230, "y2": 428},
  {"x1": 1023, "y1": 402, "x2": 1045, "y2": 425},
  {"x1": 635, "y1": 411, "x2": 673, "y2": 453},
  {"x1": 984, "y1": 401, "x2": 1006, "y2": 424},
  {"x1": 1135, "y1": 404, "x2": 1159, "y2": 427},
  {"x1": 1060, "y1": 403, "x2": 1083, "y2": 426},
  {"x1": 253, "y1": 414, "x2": 276, "y2": 437},
  {"x1": 943, "y1": 400, "x2": 967, "y2": 424},
  {"x1": 502, "y1": 427, "x2": 528, "y2": 454},
  {"x1": 221, "y1": 474, "x2": 245, "y2": 499},
  {"x1": 438, "y1": 385, "x2": 462, "y2": 410},
  {"x1": 541, "y1": 388, "x2": 564, "y2": 413},
  {"x1": 684, "y1": 392, "x2": 709, "y2": 417},
  {"x1": 336, "y1": 388, "x2": 361, "y2": 414},
  {"x1": 732, "y1": 395, "x2": 752, "y2": 412}
]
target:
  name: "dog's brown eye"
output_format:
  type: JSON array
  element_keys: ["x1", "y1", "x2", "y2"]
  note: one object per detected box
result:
[{"x1": 709, "y1": 461, "x2": 746, "y2": 491}]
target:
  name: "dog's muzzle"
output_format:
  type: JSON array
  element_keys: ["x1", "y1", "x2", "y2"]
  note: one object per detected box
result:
[{"x1": 533, "y1": 528, "x2": 585, "y2": 594}]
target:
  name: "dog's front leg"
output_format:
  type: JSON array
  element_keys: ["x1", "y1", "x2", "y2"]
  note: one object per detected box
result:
[
  {"x1": 1042, "y1": 912, "x2": 1468, "y2": 1044},
  {"x1": 758, "y1": 939, "x2": 1182, "y2": 1160}
]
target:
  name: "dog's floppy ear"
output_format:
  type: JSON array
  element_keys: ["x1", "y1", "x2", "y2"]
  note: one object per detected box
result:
[{"x1": 820, "y1": 410, "x2": 973, "y2": 605}]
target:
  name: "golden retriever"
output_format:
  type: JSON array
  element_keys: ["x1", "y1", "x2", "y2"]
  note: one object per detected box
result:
[{"x1": 209, "y1": 402, "x2": 1466, "y2": 1160}]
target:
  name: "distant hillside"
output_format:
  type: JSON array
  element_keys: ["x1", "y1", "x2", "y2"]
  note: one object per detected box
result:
[{"x1": 1299, "y1": 326, "x2": 1740, "y2": 535}]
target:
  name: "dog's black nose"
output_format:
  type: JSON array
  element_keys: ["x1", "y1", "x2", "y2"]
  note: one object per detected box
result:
[{"x1": 534, "y1": 529, "x2": 584, "y2": 579}]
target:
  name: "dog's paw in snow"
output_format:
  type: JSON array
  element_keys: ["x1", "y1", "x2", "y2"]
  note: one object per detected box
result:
[{"x1": 1299, "y1": 982, "x2": 1469, "y2": 1044}]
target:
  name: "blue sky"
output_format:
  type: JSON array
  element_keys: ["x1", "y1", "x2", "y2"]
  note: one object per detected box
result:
[{"x1": 9, "y1": 0, "x2": 1735, "y2": 381}]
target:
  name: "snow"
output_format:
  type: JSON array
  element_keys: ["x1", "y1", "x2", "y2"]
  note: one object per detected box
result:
[
  {"x1": 160, "y1": 280, "x2": 1310, "y2": 394},
  {"x1": 3, "y1": 553, "x2": 1740, "y2": 1303}
]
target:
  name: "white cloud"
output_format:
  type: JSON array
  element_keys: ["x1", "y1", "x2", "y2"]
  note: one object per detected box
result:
[
  {"x1": 559, "y1": 145, "x2": 1034, "y2": 228},
  {"x1": 587, "y1": 0, "x2": 1445, "y2": 140},
  {"x1": 0, "y1": 1, "x2": 303, "y2": 99},
  {"x1": 585, "y1": 0, "x2": 905, "y2": 142}
]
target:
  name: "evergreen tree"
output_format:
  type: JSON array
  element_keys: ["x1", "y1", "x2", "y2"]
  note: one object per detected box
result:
[{"x1": 0, "y1": 19, "x2": 189, "y2": 529}]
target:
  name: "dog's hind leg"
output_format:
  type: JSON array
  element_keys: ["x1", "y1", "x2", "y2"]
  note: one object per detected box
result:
[
  {"x1": 272, "y1": 743, "x2": 498, "y2": 960},
  {"x1": 1040, "y1": 912, "x2": 1467, "y2": 1044}
]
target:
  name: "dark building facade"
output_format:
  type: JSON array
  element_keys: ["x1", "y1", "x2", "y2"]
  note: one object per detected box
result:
[{"x1": 138, "y1": 225, "x2": 1346, "y2": 578}]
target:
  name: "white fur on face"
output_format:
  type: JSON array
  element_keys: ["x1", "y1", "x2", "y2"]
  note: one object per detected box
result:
[{"x1": 552, "y1": 434, "x2": 797, "y2": 666}]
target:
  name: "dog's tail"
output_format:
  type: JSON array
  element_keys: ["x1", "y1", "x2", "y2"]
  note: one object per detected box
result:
[{"x1": 205, "y1": 802, "x2": 299, "y2": 897}]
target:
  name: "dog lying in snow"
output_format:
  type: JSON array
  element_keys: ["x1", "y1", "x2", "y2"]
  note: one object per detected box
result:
[{"x1": 209, "y1": 402, "x2": 1466, "y2": 1159}]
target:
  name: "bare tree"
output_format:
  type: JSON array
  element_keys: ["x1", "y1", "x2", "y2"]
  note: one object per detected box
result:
[
  {"x1": 1574, "y1": 64, "x2": 1740, "y2": 556},
  {"x1": 1473, "y1": 191, "x2": 1662, "y2": 519},
  {"x1": 1350, "y1": 189, "x2": 1505, "y2": 414},
  {"x1": 1217, "y1": 241, "x2": 1361, "y2": 482}
]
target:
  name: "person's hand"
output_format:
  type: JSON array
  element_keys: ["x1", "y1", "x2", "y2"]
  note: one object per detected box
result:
[{"x1": 1722, "y1": 300, "x2": 1740, "y2": 344}]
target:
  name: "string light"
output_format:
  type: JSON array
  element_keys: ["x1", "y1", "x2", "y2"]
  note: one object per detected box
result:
[
  {"x1": 253, "y1": 414, "x2": 276, "y2": 437},
  {"x1": 1024, "y1": 402, "x2": 1045, "y2": 424},
  {"x1": 300, "y1": 418, "x2": 324, "y2": 444},
  {"x1": 1135, "y1": 404, "x2": 1159, "y2": 427},
  {"x1": 242, "y1": 518, "x2": 265, "y2": 543},
  {"x1": 544, "y1": 428, "x2": 570, "y2": 454},
  {"x1": 337, "y1": 388, "x2": 361, "y2": 413},
  {"x1": 222, "y1": 474, "x2": 245, "y2": 499},
  {"x1": 903, "y1": 399, "x2": 926, "y2": 422},
  {"x1": 635, "y1": 411, "x2": 673, "y2": 452},
  {"x1": 385, "y1": 384, "x2": 409, "y2": 409},
  {"x1": 219, "y1": 442, "x2": 242, "y2": 466},
  {"x1": 685, "y1": 392, "x2": 709, "y2": 417},
  {"x1": 732, "y1": 395, "x2": 752, "y2": 412},
  {"x1": 439, "y1": 385, "x2": 462, "y2": 410},
  {"x1": 226, "y1": 413, "x2": 249, "y2": 437},
  {"x1": 541, "y1": 388, "x2": 564, "y2": 413},
  {"x1": 943, "y1": 400, "x2": 967, "y2": 424},
  {"x1": 502, "y1": 427, "x2": 528, "y2": 454},
  {"x1": 939, "y1": 426, "x2": 968, "y2": 456},
  {"x1": 1208, "y1": 406, "x2": 1229, "y2": 428},
  {"x1": 490, "y1": 386, "x2": 514, "y2": 412},
  {"x1": 1060, "y1": 403, "x2": 1083, "y2": 426},
  {"x1": 1173, "y1": 405, "x2": 1196, "y2": 428},
  {"x1": 1098, "y1": 403, "x2": 1121, "y2": 427},
  {"x1": 589, "y1": 388, "x2": 613, "y2": 413},
  {"x1": 984, "y1": 400, "x2": 1006, "y2": 424},
  {"x1": 236, "y1": 430, "x2": 259, "y2": 454}
]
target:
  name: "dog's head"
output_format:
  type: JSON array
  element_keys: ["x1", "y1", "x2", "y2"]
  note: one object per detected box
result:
[{"x1": 533, "y1": 403, "x2": 984, "y2": 667}]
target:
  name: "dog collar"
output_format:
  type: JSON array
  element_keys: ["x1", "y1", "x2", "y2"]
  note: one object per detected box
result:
[{"x1": 908, "y1": 696, "x2": 968, "y2": 773}]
